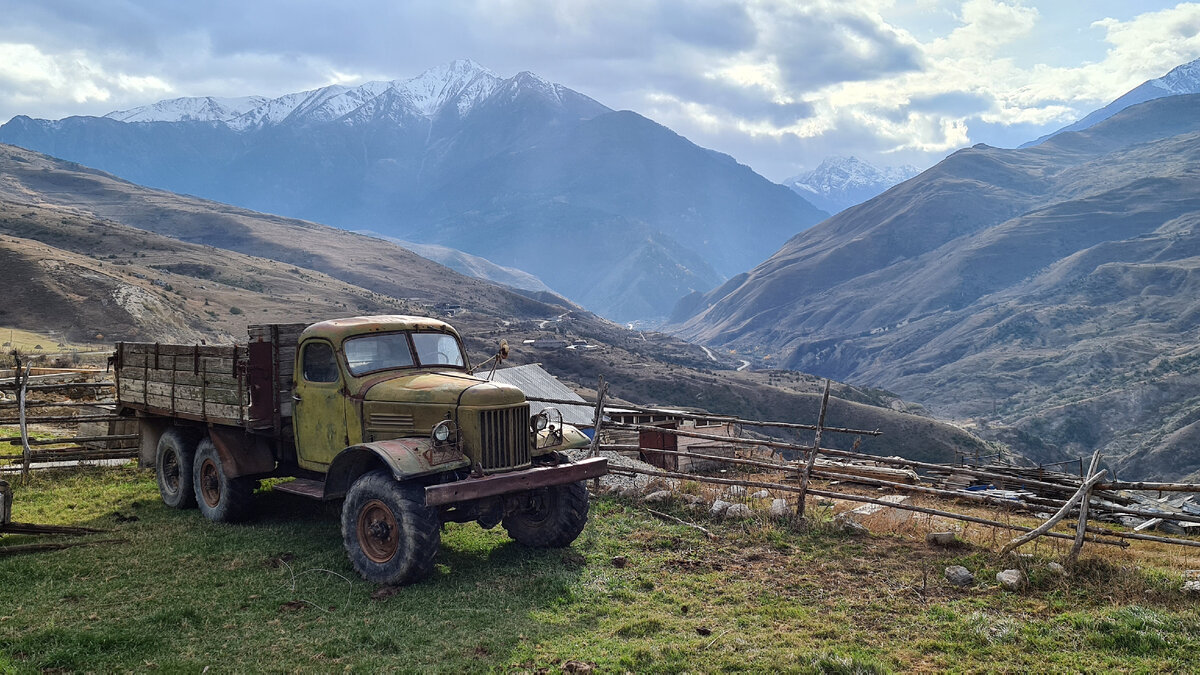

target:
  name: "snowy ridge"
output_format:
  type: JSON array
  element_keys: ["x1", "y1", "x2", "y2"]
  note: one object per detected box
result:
[
  {"x1": 105, "y1": 95, "x2": 268, "y2": 123},
  {"x1": 104, "y1": 59, "x2": 508, "y2": 130},
  {"x1": 1022, "y1": 56, "x2": 1200, "y2": 147}
]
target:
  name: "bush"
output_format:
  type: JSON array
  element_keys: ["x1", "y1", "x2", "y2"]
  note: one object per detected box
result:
[{"x1": 229, "y1": 307, "x2": 243, "y2": 315}]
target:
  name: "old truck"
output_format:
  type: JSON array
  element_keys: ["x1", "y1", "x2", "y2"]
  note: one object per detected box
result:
[{"x1": 113, "y1": 315, "x2": 607, "y2": 585}]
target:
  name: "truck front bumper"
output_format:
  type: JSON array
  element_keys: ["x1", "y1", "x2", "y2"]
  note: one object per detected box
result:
[{"x1": 424, "y1": 456, "x2": 608, "y2": 506}]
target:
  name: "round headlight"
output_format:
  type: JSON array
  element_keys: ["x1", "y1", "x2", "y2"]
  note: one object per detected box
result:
[
  {"x1": 532, "y1": 413, "x2": 549, "y2": 432},
  {"x1": 433, "y1": 421, "x2": 452, "y2": 442}
]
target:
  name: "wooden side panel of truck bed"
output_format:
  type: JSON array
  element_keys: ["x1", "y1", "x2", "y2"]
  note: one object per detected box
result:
[{"x1": 116, "y1": 323, "x2": 306, "y2": 433}]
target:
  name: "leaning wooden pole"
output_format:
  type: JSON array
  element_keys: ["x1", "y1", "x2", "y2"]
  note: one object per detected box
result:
[
  {"x1": 1068, "y1": 450, "x2": 1103, "y2": 562},
  {"x1": 1000, "y1": 468, "x2": 1108, "y2": 556},
  {"x1": 797, "y1": 379, "x2": 831, "y2": 519}
]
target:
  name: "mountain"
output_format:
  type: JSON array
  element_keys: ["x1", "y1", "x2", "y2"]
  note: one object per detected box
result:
[
  {"x1": 0, "y1": 60, "x2": 826, "y2": 321},
  {"x1": 0, "y1": 142, "x2": 984, "y2": 467},
  {"x1": 1023, "y1": 56, "x2": 1200, "y2": 147},
  {"x1": 671, "y1": 94, "x2": 1200, "y2": 481},
  {"x1": 371, "y1": 237, "x2": 556, "y2": 294},
  {"x1": 783, "y1": 156, "x2": 919, "y2": 214}
]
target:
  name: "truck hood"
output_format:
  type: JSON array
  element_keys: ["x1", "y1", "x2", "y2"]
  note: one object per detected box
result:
[{"x1": 361, "y1": 371, "x2": 525, "y2": 407}]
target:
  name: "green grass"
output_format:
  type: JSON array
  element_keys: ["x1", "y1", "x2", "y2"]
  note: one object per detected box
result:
[{"x1": 3, "y1": 468, "x2": 1200, "y2": 672}]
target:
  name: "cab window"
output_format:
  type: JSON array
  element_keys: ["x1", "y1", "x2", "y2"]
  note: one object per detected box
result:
[{"x1": 302, "y1": 341, "x2": 339, "y2": 383}]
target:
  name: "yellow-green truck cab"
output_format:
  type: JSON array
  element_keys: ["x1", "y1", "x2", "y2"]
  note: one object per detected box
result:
[{"x1": 116, "y1": 315, "x2": 606, "y2": 586}]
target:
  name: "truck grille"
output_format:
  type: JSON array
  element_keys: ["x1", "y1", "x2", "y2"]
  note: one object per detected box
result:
[{"x1": 478, "y1": 404, "x2": 530, "y2": 471}]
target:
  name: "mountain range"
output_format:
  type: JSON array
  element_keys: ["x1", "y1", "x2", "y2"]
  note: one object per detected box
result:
[
  {"x1": 672, "y1": 93, "x2": 1200, "y2": 481},
  {"x1": 0, "y1": 141, "x2": 986, "y2": 466},
  {"x1": 0, "y1": 60, "x2": 826, "y2": 321},
  {"x1": 783, "y1": 156, "x2": 919, "y2": 215}
]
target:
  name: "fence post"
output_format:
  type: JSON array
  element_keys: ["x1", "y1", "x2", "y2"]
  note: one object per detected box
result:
[
  {"x1": 588, "y1": 376, "x2": 608, "y2": 492},
  {"x1": 1068, "y1": 450, "x2": 1103, "y2": 562},
  {"x1": 796, "y1": 379, "x2": 831, "y2": 519},
  {"x1": 16, "y1": 356, "x2": 32, "y2": 483},
  {"x1": 999, "y1": 467, "x2": 1107, "y2": 556}
]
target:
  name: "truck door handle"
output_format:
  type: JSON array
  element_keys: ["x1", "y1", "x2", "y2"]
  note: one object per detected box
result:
[{"x1": 292, "y1": 393, "x2": 302, "y2": 402}]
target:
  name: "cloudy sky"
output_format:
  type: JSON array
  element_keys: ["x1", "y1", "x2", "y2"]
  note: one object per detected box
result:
[{"x1": 2, "y1": 0, "x2": 1199, "y2": 180}]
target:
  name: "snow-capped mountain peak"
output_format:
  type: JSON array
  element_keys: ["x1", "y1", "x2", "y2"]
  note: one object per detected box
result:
[
  {"x1": 783, "y1": 156, "x2": 919, "y2": 215},
  {"x1": 1148, "y1": 56, "x2": 1200, "y2": 95}
]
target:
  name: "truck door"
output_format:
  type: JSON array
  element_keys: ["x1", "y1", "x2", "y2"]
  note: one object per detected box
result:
[{"x1": 293, "y1": 339, "x2": 349, "y2": 471}]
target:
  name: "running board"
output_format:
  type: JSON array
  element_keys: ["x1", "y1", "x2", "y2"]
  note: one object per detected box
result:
[{"x1": 272, "y1": 478, "x2": 332, "y2": 500}]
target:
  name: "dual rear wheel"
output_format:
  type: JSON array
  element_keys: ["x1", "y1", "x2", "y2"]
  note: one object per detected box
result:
[{"x1": 154, "y1": 429, "x2": 253, "y2": 522}]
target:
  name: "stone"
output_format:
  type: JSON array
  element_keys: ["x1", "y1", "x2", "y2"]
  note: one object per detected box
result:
[
  {"x1": 834, "y1": 513, "x2": 869, "y2": 536},
  {"x1": 725, "y1": 503, "x2": 753, "y2": 519},
  {"x1": 769, "y1": 498, "x2": 790, "y2": 519},
  {"x1": 642, "y1": 490, "x2": 673, "y2": 503},
  {"x1": 726, "y1": 485, "x2": 747, "y2": 497},
  {"x1": 711, "y1": 499, "x2": 732, "y2": 516},
  {"x1": 925, "y1": 531, "x2": 958, "y2": 547},
  {"x1": 1046, "y1": 562, "x2": 1067, "y2": 577},
  {"x1": 750, "y1": 490, "x2": 770, "y2": 499},
  {"x1": 944, "y1": 565, "x2": 974, "y2": 587},
  {"x1": 682, "y1": 494, "x2": 707, "y2": 505},
  {"x1": 611, "y1": 556, "x2": 627, "y2": 569},
  {"x1": 840, "y1": 495, "x2": 912, "y2": 527},
  {"x1": 996, "y1": 569, "x2": 1025, "y2": 591},
  {"x1": 1182, "y1": 580, "x2": 1200, "y2": 594}
]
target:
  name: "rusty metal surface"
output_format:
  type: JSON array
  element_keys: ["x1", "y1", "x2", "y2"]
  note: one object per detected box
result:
[
  {"x1": 424, "y1": 457, "x2": 608, "y2": 506},
  {"x1": 300, "y1": 315, "x2": 458, "y2": 345}
]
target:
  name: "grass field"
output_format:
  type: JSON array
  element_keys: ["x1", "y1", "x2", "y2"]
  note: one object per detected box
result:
[
  {"x1": 2, "y1": 467, "x2": 1200, "y2": 672},
  {"x1": 0, "y1": 328, "x2": 105, "y2": 355}
]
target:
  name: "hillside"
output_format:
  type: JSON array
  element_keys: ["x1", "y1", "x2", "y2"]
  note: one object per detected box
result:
[
  {"x1": 672, "y1": 95, "x2": 1200, "y2": 480},
  {"x1": 0, "y1": 60, "x2": 826, "y2": 320},
  {"x1": 0, "y1": 143, "x2": 984, "y2": 467}
]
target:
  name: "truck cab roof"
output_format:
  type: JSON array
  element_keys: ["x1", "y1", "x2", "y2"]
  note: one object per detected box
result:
[{"x1": 299, "y1": 315, "x2": 461, "y2": 344}]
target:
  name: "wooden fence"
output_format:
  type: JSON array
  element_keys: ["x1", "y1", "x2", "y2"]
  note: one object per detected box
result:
[
  {"x1": 533, "y1": 378, "x2": 1200, "y2": 557},
  {"x1": 0, "y1": 357, "x2": 137, "y2": 481}
]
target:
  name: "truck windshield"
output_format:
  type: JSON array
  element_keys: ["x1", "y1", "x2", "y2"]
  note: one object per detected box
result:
[
  {"x1": 343, "y1": 331, "x2": 466, "y2": 375},
  {"x1": 412, "y1": 332, "x2": 466, "y2": 368},
  {"x1": 343, "y1": 333, "x2": 415, "y2": 375}
]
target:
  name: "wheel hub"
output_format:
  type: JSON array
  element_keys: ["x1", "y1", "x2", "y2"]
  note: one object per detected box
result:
[
  {"x1": 357, "y1": 499, "x2": 399, "y2": 563},
  {"x1": 199, "y1": 458, "x2": 221, "y2": 507}
]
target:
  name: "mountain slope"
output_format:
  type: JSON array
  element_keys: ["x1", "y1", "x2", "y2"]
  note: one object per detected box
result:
[
  {"x1": 672, "y1": 94, "x2": 1200, "y2": 480},
  {"x1": 0, "y1": 60, "x2": 826, "y2": 320},
  {"x1": 1023, "y1": 56, "x2": 1200, "y2": 147},
  {"x1": 784, "y1": 156, "x2": 919, "y2": 214}
]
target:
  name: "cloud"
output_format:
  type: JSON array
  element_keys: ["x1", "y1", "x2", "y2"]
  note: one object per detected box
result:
[{"x1": 2, "y1": 0, "x2": 1200, "y2": 182}]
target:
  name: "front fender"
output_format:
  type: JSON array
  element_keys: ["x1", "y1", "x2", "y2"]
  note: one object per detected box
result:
[
  {"x1": 323, "y1": 438, "x2": 470, "y2": 498},
  {"x1": 534, "y1": 423, "x2": 591, "y2": 455}
]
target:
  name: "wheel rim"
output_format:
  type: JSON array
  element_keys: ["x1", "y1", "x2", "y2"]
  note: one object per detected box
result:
[
  {"x1": 163, "y1": 449, "x2": 180, "y2": 493},
  {"x1": 520, "y1": 489, "x2": 555, "y2": 526},
  {"x1": 199, "y1": 458, "x2": 221, "y2": 508},
  {"x1": 357, "y1": 499, "x2": 399, "y2": 563}
]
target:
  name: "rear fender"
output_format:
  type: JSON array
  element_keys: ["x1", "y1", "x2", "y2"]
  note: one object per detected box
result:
[{"x1": 323, "y1": 438, "x2": 470, "y2": 499}]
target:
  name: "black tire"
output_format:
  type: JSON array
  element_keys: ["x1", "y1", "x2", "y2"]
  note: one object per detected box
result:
[
  {"x1": 341, "y1": 471, "x2": 440, "y2": 586},
  {"x1": 503, "y1": 481, "x2": 589, "y2": 548},
  {"x1": 156, "y1": 427, "x2": 201, "y2": 509},
  {"x1": 192, "y1": 438, "x2": 254, "y2": 523}
]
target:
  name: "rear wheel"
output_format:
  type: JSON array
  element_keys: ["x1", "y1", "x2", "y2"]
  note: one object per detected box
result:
[
  {"x1": 503, "y1": 481, "x2": 589, "y2": 548},
  {"x1": 342, "y1": 471, "x2": 440, "y2": 586},
  {"x1": 156, "y1": 427, "x2": 200, "y2": 509},
  {"x1": 192, "y1": 438, "x2": 254, "y2": 522}
]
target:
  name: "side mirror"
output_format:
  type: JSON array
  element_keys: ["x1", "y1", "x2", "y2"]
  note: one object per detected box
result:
[{"x1": 498, "y1": 340, "x2": 510, "y2": 360}]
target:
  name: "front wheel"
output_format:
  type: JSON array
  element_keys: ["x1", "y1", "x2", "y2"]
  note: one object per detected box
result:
[
  {"x1": 341, "y1": 471, "x2": 440, "y2": 586},
  {"x1": 192, "y1": 438, "x2": 254, "y2": 523},
  {"x1": 503, "y1": 481, "x2": 589, "y2": 548}
]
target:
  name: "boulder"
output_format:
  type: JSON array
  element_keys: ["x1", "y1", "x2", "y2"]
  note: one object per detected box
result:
[
  {"x1": 1046, "y1": 562, "x2": 1067, "y2": 577},
  {"x1": 769, "y1": 498, "x2": 790, "y2": 519},
  {"x1": 711, "y1": 499, "x2": 732, "y2": 516},
  {"x1": 725, "y1": 504, "x2": 753, "y2": 519},
  {"x1": 925, "y1": 531, "x2": 958, "y2": 547},
  {"x1": 996, "y1": 569, "x2": 1025, "y2": 591},
  {"x1": 642, "y1": 490, "x2": 673, "y2": 503},
  {"x1": 944, "y1": 565, "x2": 974, "y2": 587},
  {"x1": 750, "y1": 490, "x2": 770, "y2": 499}
]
